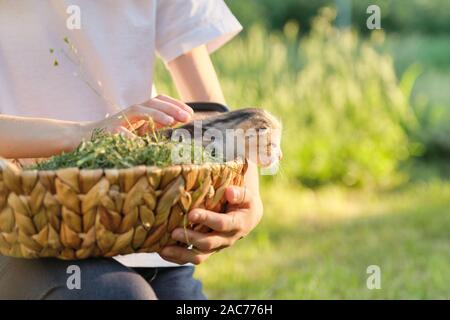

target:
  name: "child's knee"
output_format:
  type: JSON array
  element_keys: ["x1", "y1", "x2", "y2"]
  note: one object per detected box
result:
[
  {"x1": 104, "y1": 273, "x2": 157, "y2": 300},
  {"x1": 46, "y1": 272, "x2": 157, "y2": 300}
]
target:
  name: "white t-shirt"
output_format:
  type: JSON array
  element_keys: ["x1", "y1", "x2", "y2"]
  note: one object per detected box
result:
[{"x1": 0, "y1": 0, "x2": 241, "y2": 267}]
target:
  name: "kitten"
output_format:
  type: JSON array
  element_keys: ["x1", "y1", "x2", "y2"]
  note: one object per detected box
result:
[{"x1": 163, "y1": 108, "x2": 282, "y2": 168}]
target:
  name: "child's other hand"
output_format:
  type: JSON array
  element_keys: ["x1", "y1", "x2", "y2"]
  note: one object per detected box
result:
[{"x1": 160, "y1": 185, "x2": 264, "y2": 265}]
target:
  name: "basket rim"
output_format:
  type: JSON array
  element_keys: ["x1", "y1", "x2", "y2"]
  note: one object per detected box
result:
[{"x1": 0, "y1": 157, "x2": 246, "y2": 175}]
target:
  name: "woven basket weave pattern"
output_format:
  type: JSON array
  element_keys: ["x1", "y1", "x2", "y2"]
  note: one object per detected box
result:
[{"x1": 0, "y1": 159, "x2": 246, "y2": 259}]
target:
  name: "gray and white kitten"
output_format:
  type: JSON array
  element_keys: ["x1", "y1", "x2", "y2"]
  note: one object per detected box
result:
[{"x1": 163, "y1": 108, "x2": 282, "y2": 167}]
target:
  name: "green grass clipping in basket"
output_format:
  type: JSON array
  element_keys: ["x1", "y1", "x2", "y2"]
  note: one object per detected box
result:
[{"x1": 29, "y1": 128, "x2": 215, "y2": 170}]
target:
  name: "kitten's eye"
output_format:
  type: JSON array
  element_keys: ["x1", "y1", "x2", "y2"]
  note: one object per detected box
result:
[{"x1": 257, "y1": 128, "x2": 269, "y2": 134}]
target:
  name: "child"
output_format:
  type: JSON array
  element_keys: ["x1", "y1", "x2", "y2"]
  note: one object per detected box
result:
[{"x1": 0, "y1": 0, "x2": 262, "y2": 299}]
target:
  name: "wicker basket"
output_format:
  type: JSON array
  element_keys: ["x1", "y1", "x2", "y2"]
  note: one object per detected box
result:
[{"x1": 0, "y1": 158, "x2": 247, "y2": 260}]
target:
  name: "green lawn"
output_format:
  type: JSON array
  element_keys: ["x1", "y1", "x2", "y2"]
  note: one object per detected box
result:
[{"x1": 196, "y1": 177, "x2": 450, "y2": 299}]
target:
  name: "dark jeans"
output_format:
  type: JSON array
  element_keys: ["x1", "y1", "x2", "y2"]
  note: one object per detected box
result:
[{"x1": 0, "y1": 256, "x2": 206, "y2": 300}]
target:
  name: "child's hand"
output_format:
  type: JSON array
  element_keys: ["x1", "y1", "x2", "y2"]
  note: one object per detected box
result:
[
  {"x1": 83, "y1": 94, "x2": 193, "y2": 136},
  {"x1": 160, "y1": 185, "x2": 264, "y2": 265}
]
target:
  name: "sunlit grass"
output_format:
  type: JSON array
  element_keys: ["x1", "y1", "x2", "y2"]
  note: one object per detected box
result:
[{"x1": 196, "y1": 180, "x2": 450, "y2": 299}]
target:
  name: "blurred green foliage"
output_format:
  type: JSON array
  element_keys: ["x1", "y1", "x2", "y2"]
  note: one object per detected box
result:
[
  {"x1": 276, "y1": 9, "x2": 416, "y2": 187},
  {"x1": 157, "y1": 8, "x2": 418, "y2": 187},
  {"x1": 223, "y1": 0, "x2": 450, "y2": 163},
  {"x1": 381, "y1": 35, "x2": 450, "y2": 159},
  {"x1": 226, "y1": 0, "x2": 450, "y2": 35}
]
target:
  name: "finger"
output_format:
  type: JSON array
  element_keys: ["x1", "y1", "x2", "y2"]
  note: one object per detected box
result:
[
  {"x1": 115, "y1": 126, "x2": 137, "y2": 138},
  {"x1": 155, "y1": 94, "x2": 194, "y2": 115},
  {"x1": 136, "y1": 122, "x2": 149, "y2": 136},
  {"x1": 188, "y1": 208, "x2": 242, "y2": 232},
  {"x1": 125, "y1": 105, "x2": 175, "y2": 126},
  {"x1": 127, "y1": 119, "x2": 146, "y2": 133},
  {"x1": 160, "y1": 246, "x2": 213, "y2": 265},
  {"x1": 171, "y1": 228, "x2": 231, "y2": 251},
  {"x1": 225, "y1": 186, "x2": 252, "y2": 205},
  {"x1": 144, "y1": 98, "x2": 191, "y2": 123}
]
